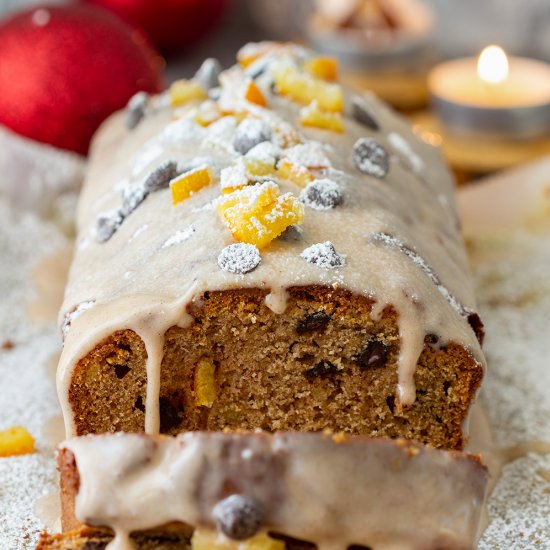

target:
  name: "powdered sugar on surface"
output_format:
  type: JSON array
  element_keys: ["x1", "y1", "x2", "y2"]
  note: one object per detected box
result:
[
  {"x1": 0, "y1": 199, "x2": 66, "y2": 549},
  {"x1": 161, "y1": 226, "x2": 196, "y2": 249},
  {"x1": 458, "y1": 172, "x2": 550, "y2": 548}
]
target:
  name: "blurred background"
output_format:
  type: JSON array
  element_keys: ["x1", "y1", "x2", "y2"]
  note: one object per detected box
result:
[{"x1": 1, "y1": 0, "x2": 550, "y2": 217}]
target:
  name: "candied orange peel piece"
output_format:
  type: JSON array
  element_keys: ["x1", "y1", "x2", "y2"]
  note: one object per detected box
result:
[
  {"x1": 171, "y1": 166, "x2": 213, "y2": 205},
  {"x1": 220, "y1": 162, "x2": 249, "y2": 194},
  {"x1": 245, "y1": 80, "x2": 267, "y2": 107},
  {"x1": 237, "y1": 42, "x2": 281, "y2": 68},
  {"x1": 194, "y1": 359, "x2": 217, "y2": 408},
  {"x1": 216, "y1": 182, "x2": 304, "y2": 249},
  {"x1": 276, "y1": 158, "x2": 314, "y2": 188},
  {"x1": 243, "y1": 157, "x2": 276, "y2": 178},
  {"x1": 192, "y1": 529, "x2": 285, "y2": 550},
  {"x1": 300, "y1": 101, "x2": 344, "y2": 133},
  {"x1": 169, "y1": 79, "x2": 207, "y2": 107},
  {"x1": 274, "y1": 66, "x2": 343, "y2": 112},
  {"x1": 0, "y1": 426, "x2": 35, "y2": 457},
  {"x1": 194, "y1": 100, "x2": 222, "y2": 127},
  {"x1": 303, "y1": 56, "x2": 339, "y2": 81}
]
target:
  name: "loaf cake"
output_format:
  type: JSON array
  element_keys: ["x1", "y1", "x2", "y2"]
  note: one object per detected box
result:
[
  {"x1": 56, "y1": 41, "x2": 484, "y2": 452},
  {"x1": 38, "y1": 432, "x2": 488, "y2": 550}
]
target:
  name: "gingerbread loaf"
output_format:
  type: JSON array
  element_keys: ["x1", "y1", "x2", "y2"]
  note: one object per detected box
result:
[
  {"x1": 39, "y1": 432, "x2": 488, "y2": 550},
  {"x1": 57, "y1": 42, "x2": 484, "y2": 450}
]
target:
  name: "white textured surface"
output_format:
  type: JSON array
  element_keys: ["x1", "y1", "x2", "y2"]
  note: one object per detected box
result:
[
  {"x1": 0, "y1": 200, "x2": 66, "y2": 548},
  {"x1": 1, "y1": 158, "x2": 550, "y2": 547}
]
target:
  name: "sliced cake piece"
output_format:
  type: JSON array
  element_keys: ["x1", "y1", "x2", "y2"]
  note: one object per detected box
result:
[{"x1": 40, "y1": 432, "x2": 487, "y2": 550}]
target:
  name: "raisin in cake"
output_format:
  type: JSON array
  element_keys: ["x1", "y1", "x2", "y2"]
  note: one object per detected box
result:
[
  {"x1": 57, "y1": 42, "x2": 484, "y2": 450},
  {"x1": 38, "y1": 432, "x2": 487, "y2": 550}
]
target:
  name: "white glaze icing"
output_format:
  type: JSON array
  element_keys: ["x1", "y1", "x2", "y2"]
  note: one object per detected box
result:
[
  {"x1": 63, "y1": 432, "x2": 488, "y2": 550},
  {"x1": 57, "y1": 42, "x2": 484, "y2": 436}
]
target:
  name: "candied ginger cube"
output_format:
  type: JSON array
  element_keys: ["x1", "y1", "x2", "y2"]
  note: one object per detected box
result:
[
  {"x1": 237, "y1": 42, "x2": 278, "y2": 68},
  {"x1": 303, "y1": 56, "x2": 339, "y2": 81},
  {"x1": 243, "y1": 157, "x2": 276, "y2": 178},
  {"x1": 245, "y1": 80, "x2": 267, "y2": 107},
  {"x1": 171, "y1": 166, "x2": 213, "y2": 205},
  {"x1": 300, "y1": 101, "x2": 344, "y2": 133},
  {"x1": 216, "y1": 182, "x2": 304, "y2": 248},
  {"x1": 273, "y1": 66, "x2": 343, "y2": 112},
  {"x1": 221, "y1": 162, "x2": 248, "y2": 194},
  {"x1": 194, "y1": 100, "x2": 222, "y2": 127},
  {"x1": 276, "y1": 159, "x2": 314, "y2": 188},
  {"x1": 170, "y1": 79, "x2": 207, "y2": 107},
  {"x1": 0, "y1": 426, "x2": 35, "y2": 457},
  {"x1": 194, "y1": 359, "x2": 217, "y2": 407},
  {"x1": 192, "y1": 529, "x2": 285, "y2": 550}
]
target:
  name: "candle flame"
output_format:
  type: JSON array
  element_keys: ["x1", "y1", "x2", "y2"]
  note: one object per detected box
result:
[{"x1": 477, "y1": 45, "x2": 509, "y2": 84}]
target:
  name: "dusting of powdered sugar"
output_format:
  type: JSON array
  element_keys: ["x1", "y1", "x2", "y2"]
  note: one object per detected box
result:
[
  {"x1": 284, "y1": 141, "x2": 331, "y2": 169},
  {"x1": 388, "y1": 132, "x2": 424, "y2": 174},
  {"x1": 218, "y1": 243, "x2": 261, "y2": 274},
  {"x1": 161, "y1": 227, "x2": 196, "y2": 249},
  {"x1": 469, "y1": 231, "x2": 550, "y2": 448},
  {"x1": 301, "y1": 241, "x2": 346, "y2": 269},
  {"x1": 245, "y1": 141, "x2": 281, "y2": 166},
  {"x1": 220, "y1": 161, "x2": 248, "y2": 191},
  {"x1": 458, "y1": 176, "x2": 550, "y2": 547},
  {"x1": 0, "y1": 199, "x2": 65, "y2": 549},
  {"x1": 372, "y1": 232, "x2": 477, "y2": 327},
  {"x1": 300, "y1": 179, "x2": 343, "y2": 211},
  {"x1": 61, "y1": 300, "x2": 95, "y2": 341}
]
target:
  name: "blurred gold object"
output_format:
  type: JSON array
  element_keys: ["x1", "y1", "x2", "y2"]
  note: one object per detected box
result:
[{"x1": 411, "y1": 111, "x2": 550, "y2": 181}]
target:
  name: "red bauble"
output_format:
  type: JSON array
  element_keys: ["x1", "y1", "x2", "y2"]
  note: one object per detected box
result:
[
  {"x1": 0, "y1": 5, "x2": 164, "y2": 155},
  {"x1": 85, "y1": 0, "x2": 229, "y2": 54}
]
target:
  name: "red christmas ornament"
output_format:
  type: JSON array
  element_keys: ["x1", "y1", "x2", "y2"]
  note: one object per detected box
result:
[
  {"x1": 0, "y1": 5, "x2": 164, "y2": 155},
  {"x1": 85, "y1": 0, "x2": 229, "y2": 54}
]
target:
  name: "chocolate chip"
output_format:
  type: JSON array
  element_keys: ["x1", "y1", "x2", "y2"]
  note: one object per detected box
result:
[
  {"x1": 300, "y1": 241, "x2": 345, "y2": 269},
  {"x1": 300, "y1": 179, "x2": 343, "y2": 211},
  {"x1": 218, "y1": 243, "x2": 261, "y2": 274},
  {"x1": 351, "y1": 96, "x2": 379, "y2": 131},
  {"x1": 121, "y1": 184, "x2": 148, "y2": 217},
  {"x1": 159, "y1": 393, "x2": 185, "y2": 433},
  {"x1": 114, "y1": 364, "x2": 130, "y2": 379},
  {"x1": 213, "y1": 495, "x2": 264, "y2": 540},
  {"x1": 355, "y1": 341, "x2": 389, "y2": 370},
  {"x1": 126, "y1": 91, "x2": 149, "y2": 130},
  {"x1": 353, "y1": 138, "x2": 389, "y2": 179},
  {"x1": 134, "y1": 395, "x2": 145, "y2": 413},
  {"x1": 194, "y1": 58, "x2": 221, "y2": 90},
  {"x1": 386, "y1": 395, "x2": 395, "y2": 414},
  {"x1": 95, "y1": 210, "x2": 124, "y2": 243},
  {"x1": 144, "y1": 160, "x2": 178, "y2": 193},
  {"x1": 305, "y1": 361, "x2": 340, "y2": 380},
  {"x1": 233, "y1": 118, "x2": 272, "y2": 155},
  {"x1": 297, "y1": 311, "x2": 331, "y2": 334}
]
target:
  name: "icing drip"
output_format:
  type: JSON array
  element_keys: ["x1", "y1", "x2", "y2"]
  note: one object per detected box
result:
[
  {"x1": 264, "y1": 287, "x2": 289, "y2": 314},
  {"x1": 394, "y1": 299, "x2": 424, "y2": 406},
  {"x1": 63, "y1": 432, "x2": 488, "y2": 550}
]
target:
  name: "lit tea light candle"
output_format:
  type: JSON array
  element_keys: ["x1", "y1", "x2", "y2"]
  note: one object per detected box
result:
[{"x1": 428, "y1": 46, "x2": 550, "y2": 139}]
